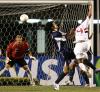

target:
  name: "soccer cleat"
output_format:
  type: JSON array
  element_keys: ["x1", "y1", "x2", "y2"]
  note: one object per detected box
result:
[
  {"x1": 53, "y1": 83, "x2": 59, "y2": 90},
  {"x1": 84, "y1": 84, "x2": 90, "y2": 87},
  {"x1": 30, "y1": 81, "x2": 35, "y2": 86},
  {"x1": 85, "y1": 84, "x2": 96, "y2": 88},
  {"x1": 89, "y1": 84, "x2": 96, "y2": 88}
]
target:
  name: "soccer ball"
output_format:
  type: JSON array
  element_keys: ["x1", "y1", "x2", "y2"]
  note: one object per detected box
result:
[{"x1": 20, "y1": 14, "x2": 29, "y2": 22}]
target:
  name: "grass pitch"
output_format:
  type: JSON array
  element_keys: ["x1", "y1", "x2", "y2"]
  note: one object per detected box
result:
[{"x1": 0, "y1": 86, "x2": 100, "y2": 92}]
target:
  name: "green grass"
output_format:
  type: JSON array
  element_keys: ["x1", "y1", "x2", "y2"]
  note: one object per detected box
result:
[{"x1": 0, "y1": 86, "x2": 100, "y2": 92}]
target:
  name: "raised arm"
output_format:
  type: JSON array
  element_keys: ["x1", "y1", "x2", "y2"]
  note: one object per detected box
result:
[
  {"x1": 89, "y1": 32, "x2": 94, "y2": 39},
  {"x1": 6, "y1": 44, "x2": 12, "y2": 59},
  {"x1": 65, "y1": 28, "x2": 75, "y2": 39},
  {"x1": 87, "y1": 1, "x2": 92, "y2": 18}
]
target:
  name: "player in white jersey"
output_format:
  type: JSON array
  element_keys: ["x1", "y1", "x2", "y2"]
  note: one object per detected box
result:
[
  {"x1": 67, "y1": 2, "x2": 95, "y2": 87},
  {"x1": 74, "y1": 2, "x2": 92, "y2": 61},
  {"x1": 74, "y1": 16, "x2": 91, "y2": 59}
]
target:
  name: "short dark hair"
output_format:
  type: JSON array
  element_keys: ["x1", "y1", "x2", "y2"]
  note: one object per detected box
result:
[
  {"x1": 16, "y1": 35, "x2": 23, "y2": 38},
  {"x1": 15, "y1": 35, "x2": 27, "y2": 41},
  {"x1": 44, "y1": 21, "x2": 54, "y2": 32}
]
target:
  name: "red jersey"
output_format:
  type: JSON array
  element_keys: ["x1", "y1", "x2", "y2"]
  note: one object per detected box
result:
[{"x1": 6, "y1": 41, "x2": 29, "y2": 59}]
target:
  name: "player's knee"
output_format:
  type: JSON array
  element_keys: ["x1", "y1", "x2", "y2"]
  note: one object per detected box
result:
[
  {"x1": 79, "y1": 63, "x2": 87, "y2": 72},
  {"x1": 63, "y1": 67, "x2": 69, "y2": 74},
  {"x1": 69, "y1": 61, "x2": 76, "y2": 69},
  {"x1": 24, "y1": 67, "x2": 31, "y2": 74},
  {"x1": 5, "y1": 64, "x2": 11, "y2": 70},
  {"x1": 23, "y1": 65, "x2": 29, "y2": 71},
  {"x1": 69, "y1": 64, "x2": 73, "y2": 69}
]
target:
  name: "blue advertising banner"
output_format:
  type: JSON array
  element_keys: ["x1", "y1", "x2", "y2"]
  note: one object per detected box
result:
[{"x1": 0, "y1": 55, "x2": 84, "y2": 85}]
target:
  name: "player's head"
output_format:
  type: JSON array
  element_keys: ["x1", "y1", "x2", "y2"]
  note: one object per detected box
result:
[
  {"x1": 45, "y1": 21, "x2": 58, "y2": 32},
  {"x1": 51, "y1": 22, "x2": 58, "y2": 31},
  {"x1": 15, "y1": 35, "x2": 23, "y2": 44}
]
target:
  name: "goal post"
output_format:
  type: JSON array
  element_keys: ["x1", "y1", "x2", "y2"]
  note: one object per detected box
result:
[{"x1": 0, "y1": 0, "x2": 90, "y2": 4}]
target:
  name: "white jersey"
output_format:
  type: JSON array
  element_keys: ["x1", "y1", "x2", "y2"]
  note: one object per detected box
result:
[{"x1": 75, "y1": 16, "x2": 90, "y2": 42}]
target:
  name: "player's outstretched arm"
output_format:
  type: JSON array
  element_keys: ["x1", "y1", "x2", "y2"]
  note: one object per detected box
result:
[
  {"x1": 89, "y1": 32, "x2": 94, "y2": 39},
  {"x1": 87, "y1": 1, "x2": 92, "y2": 18},
  {"x1": 6, "y1": 44, "x2": 12, "y2": 59},
  {"x1": 66, "y1": 28, "x2": 75, "y2": 39}
]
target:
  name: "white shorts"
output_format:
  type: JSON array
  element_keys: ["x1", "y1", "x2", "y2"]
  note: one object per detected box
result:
[{"x1": 74, "y1": 41, "x2": 88, "y2": 59}]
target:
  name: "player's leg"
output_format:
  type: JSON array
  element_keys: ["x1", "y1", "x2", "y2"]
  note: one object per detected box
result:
[
  {"x1": 83, "y1": 58, "x2": 96, "y2": 71},
  {"x1": 17, "y1": 59, "x2": 34, "y2": 85},
  {"x1": 56, "y1": 62, "x2": 69, "y2": 84},
  {"x1": 84, "y1": 49, "x2": 95, "y2": 70},
  {"x1": 67, "y1": 59, "x2": 77, "y2": 85},
  {"x1": 66, "y1": 49, "x2": 77, "y2": 85},
  {"x1": 0, "y1": 64, "x2": 10, "y2": 75},
  {"x1": 22, "y1": 65, "x2": 34, "y2": 85},
  {"x1": 53, "y1": 49, "x2": 73, "y2": 90},
  {"x1": 82, "y1": 48, "x2": 96, "y2": 71},
  {"x1": 74, "y1": 44, "x2": 90, "y2": 86},
  {"x1": 0, "y1": 58, "x2": 14, "y2": 76},
  {"x1": 53, "y1": 62, "x2": 69, "y2": 90},
  {"x1": 78, "y1": 59, "x2": 90, "y2": 86}
]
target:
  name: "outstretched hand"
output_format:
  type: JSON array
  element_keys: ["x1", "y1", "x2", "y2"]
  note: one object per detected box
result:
[
  {"x1": 87, "y1": 0, "x2": 92, "y2": 18},
  {"x1": 88, "y1": 0, "x2": 92, "y2": 6},
  {"x1": 65, "y1": 28, "x2": 75, "y2": 39}
]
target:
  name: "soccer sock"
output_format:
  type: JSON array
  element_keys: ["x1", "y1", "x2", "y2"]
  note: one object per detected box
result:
[
  {"x1": 55, "y1": 72, "x2": 67, "y2": 84},
  {"x1": 26, "y1": 69, "x2": 33, "y2": 84},
  {"x1": 0, "y1": 67, "x2": 8, "y2": 75},
  {"x1": 83, "y1": 59, "x2": 96, "y2": 70},
  {"x1": 69, "y1": 68, "x2": 75, "y2": 82},
  {"x1": 82, "y1": 71, "x2": 89, "y2": 84}
]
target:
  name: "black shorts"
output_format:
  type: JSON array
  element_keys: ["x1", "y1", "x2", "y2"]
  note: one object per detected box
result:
[
  {"x1": 61, "y1": 48, "x2": 76, "y2": 64},
  {"x1": 7, "y1": 58, "x2": 27, "y2": 67}
]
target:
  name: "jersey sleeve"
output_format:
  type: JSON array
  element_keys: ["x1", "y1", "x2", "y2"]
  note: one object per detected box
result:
[
  {"x1": 79, "y1": 16, "x2": 90, "y2": 29},
  {"x1": 6, "y1": 43, "x2": 12, "y2": 58}
]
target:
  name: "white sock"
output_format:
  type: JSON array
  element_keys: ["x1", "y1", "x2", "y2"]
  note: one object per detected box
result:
[{"x1": 26, "y1": 69, "x2": 34, "y2": 84}]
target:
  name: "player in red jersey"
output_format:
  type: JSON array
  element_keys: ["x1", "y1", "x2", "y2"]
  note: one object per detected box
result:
[{"x1": 0, "y1": 35, "x2": 34, "y2": 85}]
